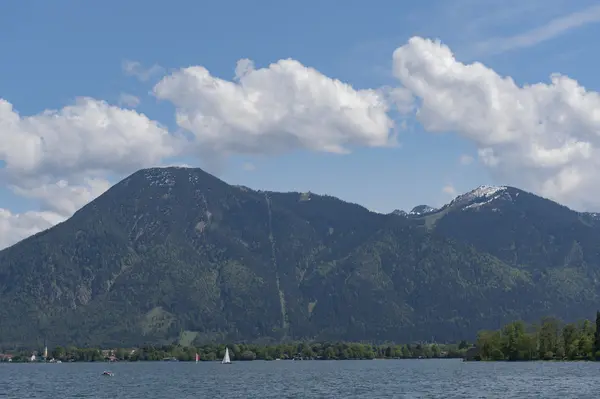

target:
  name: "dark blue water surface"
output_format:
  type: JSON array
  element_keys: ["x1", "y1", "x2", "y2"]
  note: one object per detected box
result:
[{"x1": 1, "y1": 359, "x2": 599, "y2": 398}]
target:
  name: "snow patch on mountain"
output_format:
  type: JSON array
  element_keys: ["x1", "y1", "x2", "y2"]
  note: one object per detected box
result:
[
  {"x1": 454, "y1": 185, "x2": 506, "y2": 203},
  {"x1": 409, "y1": 205, "x2": 438, "y2": 216},
  {"x1": 144, "y1": 168, "x2": 177, "y2": 187},
  {"x1": 582, "y1": 212, "x2": 600, "y2": 220},
  {"x1": 463, "y1": 197, "x2": 496, "y2": 210},
  {"x1": 447, "y1": 185, "x2": 510, "y2": 211}
]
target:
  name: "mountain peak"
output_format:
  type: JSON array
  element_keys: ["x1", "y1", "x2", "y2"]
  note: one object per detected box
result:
[
  {"x1": 469, "y1": 184, "x2": 507, "y2": 196},
  {"x1": 409, "y1": 205, "x2": 437, "y2": 216},
  {"x1": 445, "y1": 185, "x2": 512, "y2": 212},
  {"x1": 120, "y1": 166, "x2": 226, "y2": 190}
]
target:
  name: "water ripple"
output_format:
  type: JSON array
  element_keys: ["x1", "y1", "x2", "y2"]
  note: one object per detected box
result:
[{"x1": 1, "y1": 359, "x2": 599, "y2": 398}]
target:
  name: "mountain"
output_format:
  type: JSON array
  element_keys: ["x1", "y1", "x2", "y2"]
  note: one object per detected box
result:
[
  {"x1": 414, "y1": 185, "x2": 600, "y2": 273},
  {"x1": 0, "y1": 169, "x2": 599, "y2": 348},
  {"x1": 408, "y1": 205, "x2": 437, "y2": 216},
  {"x1": 414, "y1": 185, "x2": 600, "y2": 319}
]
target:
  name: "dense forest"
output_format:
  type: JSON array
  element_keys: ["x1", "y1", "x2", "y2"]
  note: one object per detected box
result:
[{"x1": 474, "y1": 312, "x2": 600, "y2": 361}]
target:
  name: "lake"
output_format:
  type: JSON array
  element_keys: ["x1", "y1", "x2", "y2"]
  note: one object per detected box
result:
[{"x1": 1, "y1": 359, "x2": 599, "y2": 398}]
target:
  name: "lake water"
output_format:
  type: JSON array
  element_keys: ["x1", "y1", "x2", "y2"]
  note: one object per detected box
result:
[{"x1": 1, "y1": 359, "x2": 599, "y2": 398}]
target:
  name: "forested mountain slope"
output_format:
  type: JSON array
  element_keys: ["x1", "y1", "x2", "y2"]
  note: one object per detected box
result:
[{"x1": 0, "y1": 168, "x2": 598, "y2": 347}]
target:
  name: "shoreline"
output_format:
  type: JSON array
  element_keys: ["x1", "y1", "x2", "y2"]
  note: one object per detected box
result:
[
  {"x1": 3, "y1": 357, "x2": 465, "y2": 364},
  {"x1": 0, "y1": 341, "x2": 469, "y2": 363}
]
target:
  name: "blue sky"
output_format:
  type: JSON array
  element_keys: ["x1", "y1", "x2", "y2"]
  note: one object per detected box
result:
[{"x1": 2, "y1": 0, "x2": 600, "y2": 247}]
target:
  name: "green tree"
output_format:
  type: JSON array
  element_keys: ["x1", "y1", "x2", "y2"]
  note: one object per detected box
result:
[
  {"x1": 323, "y1": 347, "x2": 336, "y2": 360},
  {"x1": 501, "y1": 321, "x2": 527, "y2": 360},
  {"x1": 594, "y1": 311, "x2": 600, "y2": 357},
  {"x1": 477, "y1": 330, "x2": 503, "y2": 360},
  {"x1": 562, "y1": 323, "x2": 578, "y2": 360},
  {"x1": 538, "y1": 317, "x2": 560, "y2": 360},
  {"x1": 240, "y1": 350, "x2": 256, "y2": 360},
  {"x1": 579, "y1": 334, "x2": 594, "y2": 359},
  {"x1": 430, "y1": 344, "x2": 441, "y2": 358},
  {"x1": 115, "y1": 348, "x2": 127, "y2": 360}
]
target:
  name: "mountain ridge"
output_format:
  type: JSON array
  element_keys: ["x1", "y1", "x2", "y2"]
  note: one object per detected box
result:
[{"x1": 0, "y1": 167, "x2": 599, "y2": 348}]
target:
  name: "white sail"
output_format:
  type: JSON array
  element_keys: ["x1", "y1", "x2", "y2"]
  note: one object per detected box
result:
[{"x1": 222, "y1": 347, "x2": 231, "y2": 364}]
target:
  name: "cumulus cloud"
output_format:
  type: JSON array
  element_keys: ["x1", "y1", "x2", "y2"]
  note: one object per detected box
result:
[
  {"x1": 379, "y1": 86, "x2": 415, "y2": 114},
  {"x1": 0, "y1": 97, "x2": 178, "y2": 182},
  {"x1": 1, "y1": 179, "x2": 112, "y2": 248},
  {"x1": 0, "y1": 56, "x2": 403, "y2": 249},
  {"x1": 6, "y1": 38, "x2": 600, "y2": 250},
  {"x1": 0, "y1": 97, "x2": 182, "y2": 249},
  {"x1": 153, "y1": 58, "x2": 395, "y2": 157},
  {"x1": 11, "y1": 178, "x2": 111, "y2": 216},
  {"x1": 392, "y1": 36, "x2": 600, "y2": 210},
  {"x1": 0, "y1": 209, "x2": 64, "y2": 249}
]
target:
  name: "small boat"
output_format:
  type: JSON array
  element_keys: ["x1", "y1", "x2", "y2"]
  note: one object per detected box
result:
[
  {"x1": 102, "y1": 371, "x2": 114, "y2": 376},
  {"x1": 221, "y1": 347, "x2": 232, "y2": 364}
]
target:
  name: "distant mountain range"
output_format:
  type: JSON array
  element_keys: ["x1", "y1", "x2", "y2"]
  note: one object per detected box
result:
[{"x1": 1, "y1": 167, "x2": 599, "y2": 348}]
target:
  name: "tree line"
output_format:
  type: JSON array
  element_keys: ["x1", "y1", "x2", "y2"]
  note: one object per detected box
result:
[
  {"x1": 1, "y1": 341, "x2": 470, "y2": 362},
  {"x1": 6, "y1": 312, "x2": 600, "y2": 362},
  {"x1": 474, "y1": 311, "x2": 600, "y2": 361}
]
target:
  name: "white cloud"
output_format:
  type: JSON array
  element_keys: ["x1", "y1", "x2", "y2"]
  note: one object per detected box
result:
[
  {"x1": 474, "y1": 4, "x2": 600, "y2": 55},
  {"x1": 1, "y1": 179, "x2": 111, "y2": 247},
  {"x1": 392, "y1": 36, "x2": 600, "y2": 210},
  {"x1": 122, "y1": 60, "x2": 164, "y2": 82},
  {"x1": 0, "y1": 56, "x2": 403, "y2": 249},
  {"x1": 153, "y1": 58, "x2": 395, "y2": 157},
  {"x1": 0, "y1": 97, "x2": 178, "y2": 182},
  {"x1": 0, "y1": 96, "x2": 183, "y2": 249},
  {"x1": 0, "y1": 209, "x2": 64, "y2": 249},
  {"x1": 11, "y1": 178, "x2": 111, "y2": 216},
  {"x1": 6, "y1": 36, "x2": 600, "y2": 250},
  {"x1": 459, "y1": 154, "x2": 474, "y2": 165},
  {"x1": 442, "y1": 184, "x2": 457, "y2": 196},
  {"x1": 379, "y1": 86, "x2": 415, "y2": 115},
  {"x1": 118, "y1": 93, "x2": 141, "y2": 108},
  {"x1": 161, "y1": 162, "x2": 192, "y2": 168}
]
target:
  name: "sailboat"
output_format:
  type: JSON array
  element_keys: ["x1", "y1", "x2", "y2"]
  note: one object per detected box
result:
[
  {"x1": 221, "y1": 347, "x2": 232, "y2": 364},
  {"x1": 195, "y1": 353, "x2": 199, "y2": 363}
]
